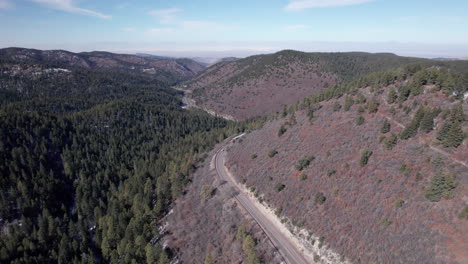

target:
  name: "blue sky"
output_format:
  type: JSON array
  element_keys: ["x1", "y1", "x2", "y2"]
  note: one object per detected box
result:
[{"x1": 1, "y1": 0, "x2": 467, "y2": 58}]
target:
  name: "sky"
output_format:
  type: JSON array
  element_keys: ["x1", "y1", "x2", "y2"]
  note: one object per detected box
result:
[{"x1": 1, "y1": 0, "x2": 468, "y2": 58}]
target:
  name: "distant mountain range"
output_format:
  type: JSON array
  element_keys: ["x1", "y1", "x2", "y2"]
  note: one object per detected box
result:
[{"x1": 0, "y1": 47, "x2": 206, "y2": 82}]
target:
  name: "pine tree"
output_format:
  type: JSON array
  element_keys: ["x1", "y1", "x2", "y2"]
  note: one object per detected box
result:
[
  {"x1": 419, "y1": 112, "x2": 432, "y2": 133},
  {"x1": 442, "y1": 122, "x2": 464, "y2": 148},
  {"x1": 400, "y1": 106, "x2": 425, "y2": 139},
  {"x1": 437, "y1": 105, "x2": 465, "y2": 147}
]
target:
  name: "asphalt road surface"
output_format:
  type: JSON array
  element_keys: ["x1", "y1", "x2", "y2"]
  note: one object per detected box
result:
[{"x1": 214, "y1": 145, "x2": 311, "y2": 264}]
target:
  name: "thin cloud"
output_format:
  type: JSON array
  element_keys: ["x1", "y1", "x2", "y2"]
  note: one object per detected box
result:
[
  {"x1": 122, "y1": 27, "x2": 135, "y2": 32},
  {"x1": 0, "y1": 0, "x2": 13, "y2": 9},
  {"x1": 149, "y1": 8, "x2": 182, "y2": 24},
  {"x1": 30, "y1": 0, "x2": 111, "y2": 19},
  {"x1": 283, "y1": 25, "x2": 307, "y2": 31},
  {"x1": 181, "y1": 20, "x2": 229, "y2": 31},
  {"x1": 146, "y1": 27, "x2": 176, "y2": 35},
  {"x1": 285, "y1": 0, "x2": 374, "y2": 11},
  {"x1": 148, "y1": 8, "x2": 230, "y2": 33},
  {"x1": 115, "y1": 2, "x2": 129, "y2": 9}
]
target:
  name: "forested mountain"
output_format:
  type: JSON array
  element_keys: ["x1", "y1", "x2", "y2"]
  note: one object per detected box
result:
[
  {"x1": 0, "y1": 48, "x2": 204, "y2": 99},
  {"x1": 225, "y1": 65, "x2": 468, "y2": 263},
  {"x1": 183, "y1": 50, "x2": 468, "y2": 120},
  {"x1": 1, "y1": 47, "x2": 467, "y2": 264},
  {"x1": 0, "y1": 48, "x2": 258, "y2": 263}
]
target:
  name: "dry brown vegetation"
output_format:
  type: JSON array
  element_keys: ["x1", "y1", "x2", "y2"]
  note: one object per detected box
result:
[
  {"x1": 163, "y1": 146, "x2": 283, "y2": 263},
  {"x1": 184, "y1": 50, "x2": 430, "y2": 120},
  {"x1": 226, "y1": 86, "x2": 467, "y2": 263}
]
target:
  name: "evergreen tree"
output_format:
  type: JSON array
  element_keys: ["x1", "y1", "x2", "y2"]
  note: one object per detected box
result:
[
  {"x1": 400, "y1": 106, "x2": 425, "y2": 139},
  {"x1": 420, "y1": 109, "x2": 440, "y2": 133},
  {"x1": 442, "y1": 122, "x2": 464, "y2": 148},
  {"x1": 437, "y1": 105, "x2": 465, "y2": 148}
]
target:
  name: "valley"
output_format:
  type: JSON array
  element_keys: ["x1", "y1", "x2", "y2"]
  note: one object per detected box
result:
[{"x1": 0, "y1": 47, "x2": 467, "y2": 264}]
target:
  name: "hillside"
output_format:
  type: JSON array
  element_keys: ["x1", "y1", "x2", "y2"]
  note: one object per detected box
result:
[
  {"x1": 0, "y1": 48, "x2": 250, "y2": 263},
  {"x1": 183, "y1": 50, "x2": 438, "y2": 120},
  {"x1": 225, "y1": 66, "x2": 468, "y2": 263},
  {"x1": 0, "y1": 47, "x2": 205, "y2": 101}
]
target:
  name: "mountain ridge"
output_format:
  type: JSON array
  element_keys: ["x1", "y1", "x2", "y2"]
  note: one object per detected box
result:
[{"x1": 182, "y1": 50, "x2": 440, "y2": 120}]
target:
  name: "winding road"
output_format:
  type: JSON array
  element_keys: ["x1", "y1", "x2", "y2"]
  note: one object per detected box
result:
[{"x1": 214, "y1": 137, "x2": 311, "y2": 264}]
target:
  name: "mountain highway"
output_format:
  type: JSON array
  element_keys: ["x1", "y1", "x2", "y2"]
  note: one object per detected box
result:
[{"x1": 214, "y1": 138, "x2": 311, "y2": 264}]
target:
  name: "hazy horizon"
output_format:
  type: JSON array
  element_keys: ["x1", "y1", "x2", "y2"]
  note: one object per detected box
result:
[
  {"x1": 1, "y1": 0, "x2": 468, "y2": 59},
  {"x1": 3, "y1": 41, "x2": 468, "y2": 60}
]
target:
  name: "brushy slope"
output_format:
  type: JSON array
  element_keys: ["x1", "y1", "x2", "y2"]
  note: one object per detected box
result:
[
  {"x1": 226, "y1": 66, "x2": 468, "y2": 263},
  {"x1": 184, "y1": 50, "x2": 437, "y2": 120}
]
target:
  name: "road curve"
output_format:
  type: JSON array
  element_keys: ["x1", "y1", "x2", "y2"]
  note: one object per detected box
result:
[{"x1": 214, "y1": 144, "x2": 310, "y2": 264}]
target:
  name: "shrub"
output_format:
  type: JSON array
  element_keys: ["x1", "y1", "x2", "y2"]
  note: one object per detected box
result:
[
  {"x1": 381, "y1": 218, "x2": 392, "y2": 227},
  {"x1": 295, "y1": 156, "x2": 314, "y2": 171},
  {"x1": 367, "y1": 97, "x2": 379, "y2": 113},
  {"x1": 356, "y1": 115, "x2": 365, "y2": 126},
  {"x1": 275, "y1": 183, "x2": 285, "y2": 192},
  {"x1": 204, "y1": 255, "x2": 214, "y2": 264},
  {"x1": 333, "y1": 188, "x2": 339, "y2": 196},
  {"x1": 275, "y1": 207, "x2": 282, "y2": 216},
  {"x1": 356, "y1": 93, "x2": 367, "y2": 104},
  {"x1": 243, "y1": 235, "x2": 260, "y2": 264},
  {"x1": 318, "y1": 236, "x2": 325, "y2": 248},
  {"x1": 314, "y1": 254, "x2": 321, "y2": 262},
  {"x1": 278, "y1": 125, "x2": 287, "y2": 136},
  {"x1": 384, "y1": 134, "x2": 398, "y2": 150},
  {"x1": 399, "y1": 163, "x2": 407, "y2": 173},
  {"x1": 299, "y1": 173, "x2": 307, "y2": 181},
  {"x1": 395, "y1": 199, "x2": 404, "y2": 208},
  {"x1": 458, "y1": 206, "x2": 468, "y2": 220},
  {"x1": 344, "y1": 96, "x2": 354, "y2": 111},
  {"x1": 307, "y1": 108, "x2": 314, "y2": 123},
  {"x1": 251, "y1": 154, "x2": 257, "y2": 159},
  {"x1": 200, "y1": 185, "x2": 213, "y2": 199},
  {"x1": 357, "y1": 106, "x2": 365, "y2": 113},
  {"x1": 327, "y1": 169, "x2": 336, "y2": 177},
  {"x1": 387, "y1": 88, "x2": 398, "y2": 104},
  {"x1": 315, "y1": 192, "x2": 326, "y2": 205},
  {"x1": 359, "y1": 148, "x2": 373, "y2": 167},
  {"x1": 425, "y1": 173, "x2": 458, "y2": 202},
  {"x1": 333, "y1": 102, "x2": 342, "y2": 112},
  {"x1": 379, "y1": 135, "x2": 386, "y2": 143},
  {"x1": 381, "y1": 119, "x2": 391, "y2": 133},
  {"x1": 268, "y1": 149, "x2": 278, "y2": 158},
  {"x1": 237, "y1": 225, "x2": 248, "y2": 241},
  {"x1": 415, "y1": 172, "x2": 422, "y2": 181}
]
